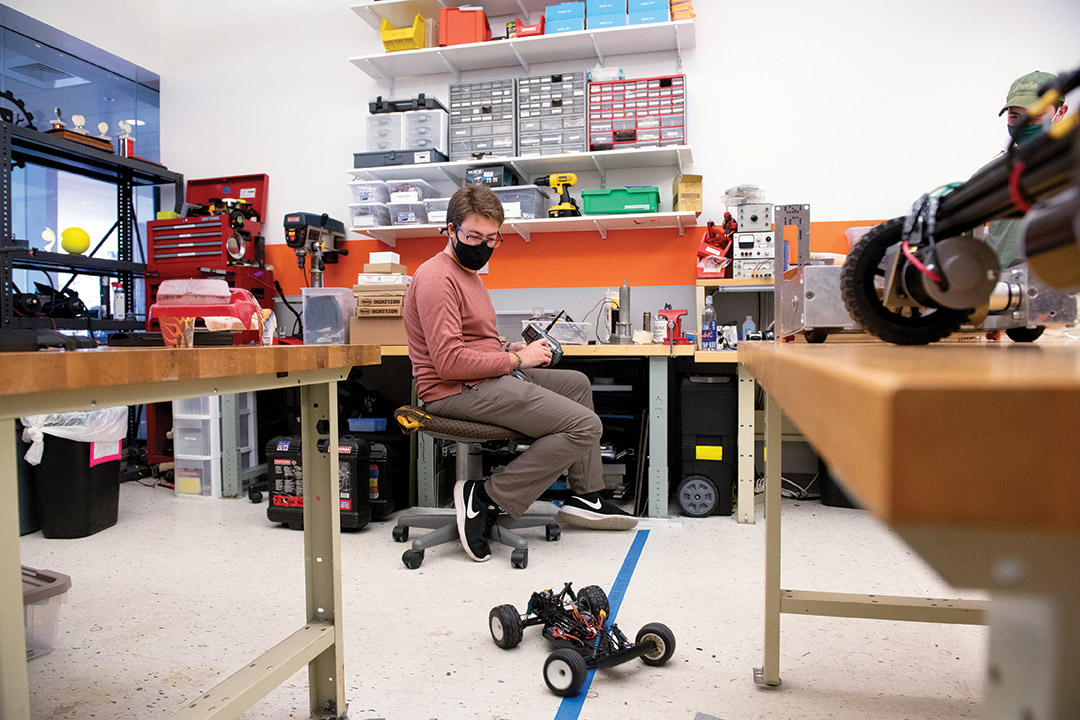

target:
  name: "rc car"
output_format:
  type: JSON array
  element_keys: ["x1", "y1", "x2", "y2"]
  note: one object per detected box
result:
[{"x1": 488, "y1": 582, "x2": 675, "y2": 697}]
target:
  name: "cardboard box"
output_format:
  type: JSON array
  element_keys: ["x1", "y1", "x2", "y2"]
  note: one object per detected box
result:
[
  {"x1": 350, "y1": 316, "x2": 408, "y2": 345},
  {"x1": 364, "y1": 262, "x2": 408, "y2": 274},
  {"x1": 673, "y1": 173, "x2": 703, "y2": 214},
  {"x1": 369, "y1": 251, "x2": 400, "y2": 264},
  {"x1": 586, "y1": 12, "x2": 627, "y2": 29},
  {"x1": 356, "y1": 305, "x2": 403, "y2": 318},
  {"x1": 356, "y1": 294, "x2": 405, "y2": 317}
]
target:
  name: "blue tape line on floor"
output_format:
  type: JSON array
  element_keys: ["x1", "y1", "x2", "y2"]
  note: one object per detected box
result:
[{"x1": 553, "y1": 528, "x2": 650, "y2": 720}]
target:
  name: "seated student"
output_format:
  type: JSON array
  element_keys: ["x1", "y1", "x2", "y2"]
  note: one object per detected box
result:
[{"x1": 403, "y1": 184, "x2": 636, "y2": 563}]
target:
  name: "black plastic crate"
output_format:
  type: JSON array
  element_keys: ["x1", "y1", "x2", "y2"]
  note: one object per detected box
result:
[{"x1": 265, "y1": 435, "x2": 371, "y2": 531}]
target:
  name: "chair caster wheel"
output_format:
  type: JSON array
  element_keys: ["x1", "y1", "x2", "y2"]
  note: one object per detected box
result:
[
  {"x1": 392, "y1": 525, "x2": 409, "y2": 542},
  {"x1": 511, "y1": 549, "x2": 528, "y2": 569},
  {"x1": 546, "y1": 524, "x2": 560, "y2": 541},
  {"x1": 248, "y1": 490, "x2": 262, "y2": 503},
  {"x1": 403, "y1": 549, "x2": 424, "y2": 569}
]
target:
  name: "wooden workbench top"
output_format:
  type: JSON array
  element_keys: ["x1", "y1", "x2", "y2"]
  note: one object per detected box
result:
[
  {"x1": 739, "y1": 340, "x2": 1080, "y2": 532},
  {"x1": 0, "y1": 344, "x2": 381, "y2": 397}
]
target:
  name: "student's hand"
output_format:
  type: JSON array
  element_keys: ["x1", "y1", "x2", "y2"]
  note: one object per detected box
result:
[{"x1": 520, "y1": 338, "x2": 552, "y2": 368}]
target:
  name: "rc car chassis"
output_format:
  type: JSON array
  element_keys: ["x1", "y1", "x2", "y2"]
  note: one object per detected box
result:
[{"x1": 488, "y1": 582, "x2": 676, "y2": 696}]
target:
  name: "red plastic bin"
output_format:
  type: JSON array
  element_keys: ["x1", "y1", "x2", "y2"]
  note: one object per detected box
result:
[{"x1": 439, "y1": 7, "x2": 492, "y2": 46}]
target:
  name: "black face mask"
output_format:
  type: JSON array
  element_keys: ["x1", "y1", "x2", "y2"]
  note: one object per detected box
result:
[{"x1": 450, "y1": 229, "x2": 495, "y2": 271}]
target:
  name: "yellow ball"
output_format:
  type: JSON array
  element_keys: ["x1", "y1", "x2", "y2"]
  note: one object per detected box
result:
[{"x1": 60, "y1": 227, "x2": 91, "y2": 255}]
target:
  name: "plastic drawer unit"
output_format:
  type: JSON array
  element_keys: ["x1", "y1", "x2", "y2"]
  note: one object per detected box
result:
[
  {"x1": 366, "y1": 114, "x2": 403, "y2": 152},
  {"x1": 449, "y1": 78, "x2": 516, "y2": 161},
  {"x1": 588, "y1": 74, "x2": 686, "y2": 151},
  {"x1": 492, "y1": 185, "x2": 551, "y2": 219},
  {"x1": 348, "y1": 202, "x2": 391, "y2": 228},
  {"x1": 516, "y1": 71, "x2": 587, "y2": 157},
  {"x1": 581, "y1": 186, "x2": 660, "y2": 214},
  {"x1": 403, "y1": 109, "x2": 449, "y2": 156},
  {"x1": 388, "y1": 202, "x2": 429, "y2": 225}
]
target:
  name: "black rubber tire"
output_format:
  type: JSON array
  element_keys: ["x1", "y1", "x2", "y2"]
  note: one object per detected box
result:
[
  {"x1": 546, "y1": 524, "x2": 561, "y2": 542},
  {"x1": 248, "y1": 490, "x2": 263, "y2": 504},
  {"x1": 402, "y1": 549, "x2": 423, "y2": 569},
  {"x1": 489, "y1": 604, "x2": 523, "y2": 649},
  {"x1": 576, "y1": 585, "x2": 609, "y2": 619},
  {"x1": 841, "y1": 217, "x2": 971, "y2": 345},
  {"x1": 1006, "y1": 325, "x2": 1045, "y2": 343},
  {"x1": 543, "y1": 648, "x2": 587, "y2": 697},
  {"x1": 392, "y1": 525, "x2": 409, "y2": 542},
  {"x1": 803, "y1": 328, "x2": 829, "y2": 344},
  {"x1": 636, "y1": 622, "x2": 676, "y2": 666},
  {"x1": 677, "y1": 475, "x2": 718, "y2": 517},
  {"x1": 511, "y1": 548, "x2": 528, "y2": 569}
]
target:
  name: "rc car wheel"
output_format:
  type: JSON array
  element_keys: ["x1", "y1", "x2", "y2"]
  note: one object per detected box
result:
[
  {"x1": 392, "y1": 525, "x2": 409, "y2": 542},
  {"x1": 402, "y1": 549, "x2": 424, "y2": 569},
  {"x1": 803, "y1": 328, "x2": 829, "y2": 344},
  {"x1": 576, "y1": 585, "x2": 609, "y2": 619},
  {"x1": 546, "y1": 524, "x2": 561, "y2": 541},
  {"x1": 543, "y1": 648, "x2": 587, "y2": 697},
  {"x1": 511, "y1": 548, "x2": 528, "y2": 569},
  {"x1": 1006, "y1": 325, "x2": 1045, "y2": 343},
  {"x1": 489, "y1": 604, "x2": 523, "y2": 649},
  {"x1": 636, "y1": 622, "x2": 676, "y2": 666}
]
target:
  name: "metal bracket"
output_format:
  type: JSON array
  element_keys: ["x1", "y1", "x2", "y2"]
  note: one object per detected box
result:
[
  {"x1": 435, "y1": 51, "x2": 461, "y2": 82},
  {"x1": 590, "y1": 34, "x2": 605, "y2": 65},
  {"x1": 510, "y1": 44, "x2": 529, "y2": 73},
  {"x1": 508, "y1": 221, "x2": 530, "y2": 242}
]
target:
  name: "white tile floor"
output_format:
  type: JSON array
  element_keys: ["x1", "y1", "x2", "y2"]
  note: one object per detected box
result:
[{"x1": 19, "y1": 483, "x2": 987, "y2": 720}]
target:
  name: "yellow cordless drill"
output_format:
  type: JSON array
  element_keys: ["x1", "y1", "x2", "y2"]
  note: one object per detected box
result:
[{"x1": 534, "y1": 173, "x2": 582, "y2": 217}]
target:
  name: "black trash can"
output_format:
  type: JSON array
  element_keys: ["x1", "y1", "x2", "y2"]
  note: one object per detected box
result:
[
  {"x1": 16, "y1": 428, "x2": 40, "y2": 536},
  {"x1": 33, "y1": 435, "x2": 121, "y2": 538}
]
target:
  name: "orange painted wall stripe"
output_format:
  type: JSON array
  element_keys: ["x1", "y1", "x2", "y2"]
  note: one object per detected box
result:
[{"x1": 267, "y1": 219, "x2": 884, "y2": 295}]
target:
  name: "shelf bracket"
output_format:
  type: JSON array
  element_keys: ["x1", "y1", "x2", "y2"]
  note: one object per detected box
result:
[
  {"x1": 677, "y1": 214, "x2": 688, "y2": 237},
  {"x1": 590, "y1": 155, "x2": 606, "y2": 189},
  {"x1": 592, "y1": 219, "x2": 608, "y2": 240},
  {"x1": 362, "y1": 58, "x2": 394, "y2": 85},
  {"x1": 674, "y1": 25, "x2": 684, "y2": 72},
  {"x1": 509, "y1": 222, "x2": 530, "y2": 243},
  {"x1": 590, "y1": 34, "x2": 605, "y2": 66},
  {"x1": 435, "y1": 51, "x2": 461, "y2": 82},
  {"x1": 515, "y1": 0, "x2": 529, "y2": 16},
  {"x1": 510, "y1": 44, "x2": 530, "y2": 73}
]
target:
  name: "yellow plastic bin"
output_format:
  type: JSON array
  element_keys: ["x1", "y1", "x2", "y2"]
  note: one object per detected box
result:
[{"x1": 381, "y1": 14, "x2": 426, "y2": 52}]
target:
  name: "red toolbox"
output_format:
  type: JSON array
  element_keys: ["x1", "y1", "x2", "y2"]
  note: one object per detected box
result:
[
  {"x1": 438, "y1": 7, "x2": 492, "y2": 46},
  {"x1": 587, "y1": 74, "x2": 686, "y2": 151}
]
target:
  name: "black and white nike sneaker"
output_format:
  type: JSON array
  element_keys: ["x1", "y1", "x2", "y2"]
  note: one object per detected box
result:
[
  {"x1": 454, "y1": 479, "x2": 500, "y2": 562},
  {"x1": 558, "y1": 491, "x2": 637, "y2": 530}
]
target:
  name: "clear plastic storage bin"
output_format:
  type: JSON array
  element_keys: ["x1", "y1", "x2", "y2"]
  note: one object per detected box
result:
[
  {"x1": 22, "y1": 566, "x2": 70, "y2": 660},
  {"x1": 388, "y1": 178, "x2": 438, "y2": 202},
  {"x1": 174, "y1": 456, "x2": 222, "y2": 498},
  {"x1": 492, "y1": 185, "x2": 550, "y2": 218},
  {"x1": 301, "y1": 287, "x2": 354, "y2": 345},
  {"x1": 348, "y1": 180, "x2": 389, "y2": 203},
  {"x1": 424, "y1": 197, "x2": 450, "y2": 224},
  {"x1": 388, "y1": 202, "x2": 429, "y2": 225},
  {"x1": 172, "y1": 416, "x2": 220, "y2": 458},
  {"x1": 348, "y1": 202, "x2": 391, "y2": 227},
  {"x1": 173, "y1": 395, "x2": 221, "y2": 418},
  {"x1": 366, "y1": 115, "x2": 403, "y2": 152}
]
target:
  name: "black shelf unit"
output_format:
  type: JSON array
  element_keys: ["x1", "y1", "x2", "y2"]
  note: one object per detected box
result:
[{"x1": 0, "y1": 122, "x2": 184, "y2": 329}]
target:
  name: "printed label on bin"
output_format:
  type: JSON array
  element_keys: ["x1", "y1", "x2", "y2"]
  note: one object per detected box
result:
[
  {"x1": 276, "y1": 440, "x2": 291, "y2": 451},
  {"x1": 396, "y1": 211, "x2": 417, "y2": 223}
]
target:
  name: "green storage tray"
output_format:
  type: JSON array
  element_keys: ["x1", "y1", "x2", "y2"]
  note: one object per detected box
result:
[{"x1": 581, "y1": 186, "x2": 660, "y2": 215}]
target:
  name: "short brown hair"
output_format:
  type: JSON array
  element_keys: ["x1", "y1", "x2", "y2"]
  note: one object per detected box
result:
[{"x1": 447, "y1": 183, "x2": 504, "y2": 229}]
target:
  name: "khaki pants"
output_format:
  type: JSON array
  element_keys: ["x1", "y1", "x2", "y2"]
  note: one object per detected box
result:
[{"x1": 423, "y1": 368, "x2": 605, "y2": 517}]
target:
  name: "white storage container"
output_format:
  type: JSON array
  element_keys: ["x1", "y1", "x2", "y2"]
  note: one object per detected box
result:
[
  {"x1": 348, "y1": 180, "x2": 389, "y2": 203},
  {"x1": 388, "y1": 178, "x2": 438, "y2": 202},
  {"x1": 366, "y1": 115, "x2": 402, "y2": 152},
  {"x1": 424, "y1": 197, "x2": 451, "y2": 224},
  {"x1": 174, "y1": 456, "x2": 223, "y2": 498},
  {"x1": 388, "y1": 202, "x2": 429, "y2": 225},
  {"x1": 348, "y1": 202, "x2": 391, "y2": 228},
  {"x1": 173, "y1": 395, "x2": 220, "y2": 419},
  {"x1": 492, "y1": 185, "x2": 550, "y2": 219},
  {"x1": 404, "y1": 110, "x2": 449, "y2": 155},
  {"x1": 173, "y1": 416, "x2": 220, "y2": 458}
]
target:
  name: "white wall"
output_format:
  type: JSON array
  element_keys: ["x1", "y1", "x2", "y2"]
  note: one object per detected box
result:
[{"x1": 12, "y1": 0, "x2": 1080, "y2": 237}]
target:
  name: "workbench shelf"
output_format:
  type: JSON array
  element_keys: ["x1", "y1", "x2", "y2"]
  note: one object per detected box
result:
[
  {"x1": 349, "y1": 7, "x2": 695, "y2": 81},
  {"x1": 352, "y1": 210, "x2": 698, "y2": 245}
]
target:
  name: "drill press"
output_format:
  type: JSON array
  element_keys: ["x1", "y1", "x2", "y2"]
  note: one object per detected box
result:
[
  {"x1": 534, "y1": 173, "x2": 582, "y2": 217},
  {"x1": 283, "y1": 212, "x2": 347, "y2": 288}
]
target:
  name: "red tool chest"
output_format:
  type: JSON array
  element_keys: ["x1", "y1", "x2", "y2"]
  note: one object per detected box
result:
[{"x1": 587, "y1": 74, "x2": 687, "y2": 151}]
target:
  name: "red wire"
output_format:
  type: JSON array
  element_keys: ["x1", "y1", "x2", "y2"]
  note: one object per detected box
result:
[
  {"x1": 1009, "y1": 160, "x2": 1033, "y2": 213},
  {"x1": 901, "y1": 240, "x2": 943, "y2": 284}
]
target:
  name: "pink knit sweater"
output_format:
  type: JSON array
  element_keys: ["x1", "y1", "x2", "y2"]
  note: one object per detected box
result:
[{"x1": 404, "y1": 252, "x2": 513, "y2": 403}]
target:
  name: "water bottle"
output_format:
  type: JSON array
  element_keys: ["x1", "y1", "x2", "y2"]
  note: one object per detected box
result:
[
  {"x1": 700, "y1": 295, "x2": 717, "y2": 350},
  {"x1": 741, "y1": 315, "x2": 757, "y2": 341},
  {"x1": 111, "y1": 282, "x2": 126, "y2": 321}
]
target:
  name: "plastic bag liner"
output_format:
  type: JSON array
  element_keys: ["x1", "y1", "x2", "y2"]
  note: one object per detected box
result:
[{"x1": 20, "y1": 406, "x2": 128, "y2": 466}]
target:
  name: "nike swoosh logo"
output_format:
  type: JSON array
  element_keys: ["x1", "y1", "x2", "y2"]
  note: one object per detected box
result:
[
  {"x1": 466, "y1": 486, "x2": 480, "y2": 518},
  {"x1": 579, "y1": 497, "x2": 603, "y2": 510}
]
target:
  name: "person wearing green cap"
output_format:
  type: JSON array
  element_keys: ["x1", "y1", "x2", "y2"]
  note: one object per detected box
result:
[{"x1": 984, "y1": 70, "x2": 1069, "y2": 268}]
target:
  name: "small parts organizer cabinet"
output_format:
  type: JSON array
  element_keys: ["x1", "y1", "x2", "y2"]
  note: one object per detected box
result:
[
  {"x1": 516, "y1": 71, "x2": 587, "y2": 156},
  {"x1": 588, "y1": 74, "x2": 687, "y2": 151},
  {"x1": 171, "y1": 393, "x2": 259, "y2": 498},
  {"x1": 449, "y1": 78, "x2": 516, "y2": 161}
]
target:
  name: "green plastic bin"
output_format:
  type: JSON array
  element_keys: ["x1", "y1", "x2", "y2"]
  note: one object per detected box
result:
[{"x1": 581, "y1": 186, "x2": 660, "y2": 215}]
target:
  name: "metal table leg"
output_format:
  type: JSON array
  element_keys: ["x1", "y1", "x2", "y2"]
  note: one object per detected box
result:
[
  {"x1": 0, "y1": 418, "x2": 31, "y2": 720},
  {"x1": 755, "y1": 391, "x2": 783, "y2": 686},
  {"x1": 648, "y1": 355, "x2": 669, "y2": 518}
]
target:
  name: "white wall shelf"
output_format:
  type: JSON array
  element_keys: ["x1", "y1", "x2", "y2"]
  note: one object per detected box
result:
[
  {"x1": 349, "y1": 19, "x2": 696, "y2": 81},
  {"x1": 349, "y1": 145, "x2": 693, "y2": 189},
  {"x1": 352, "y1": 210, "x2": 698, "y2": 245},
  {"x1": 351, "y1": 1, "x2": 552, "y2": 30}
]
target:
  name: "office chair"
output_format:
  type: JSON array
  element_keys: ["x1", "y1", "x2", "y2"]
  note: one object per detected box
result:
[{"x1": 393, "y1": 405, "x2": 560, "y2": 569}]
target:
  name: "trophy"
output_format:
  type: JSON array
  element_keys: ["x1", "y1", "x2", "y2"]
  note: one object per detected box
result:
[
  {"x1": 70, "y1": 114, "x2": 88, "y2": 135},
  {"x1": 50, "y1": 107, "x2": 65, "y2": 131},
  {"x1": 117, "y1": 120, "x2": 134, "y2": 158},
  {"x1": 97, "y1": 121, "x2": 110, "y2": 140}
]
